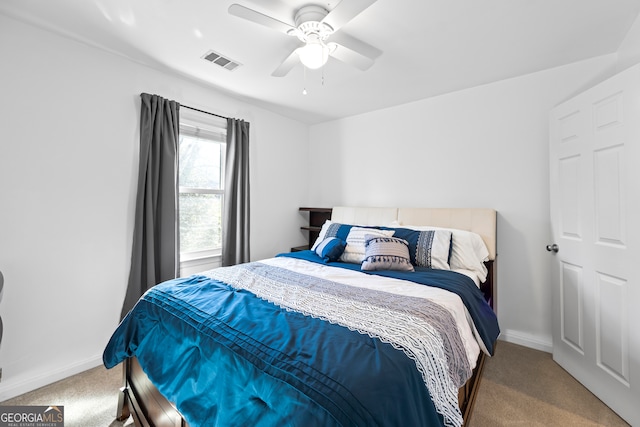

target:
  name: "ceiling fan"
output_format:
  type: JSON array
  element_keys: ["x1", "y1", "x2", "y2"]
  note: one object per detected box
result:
[{"x1": 228, "y1": 1, "x2": 381, "y2": 77}]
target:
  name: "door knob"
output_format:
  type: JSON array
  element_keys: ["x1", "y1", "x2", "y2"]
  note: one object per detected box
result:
[{"x1": 546, "y1": 243, "x2": 559, "y2": 253}]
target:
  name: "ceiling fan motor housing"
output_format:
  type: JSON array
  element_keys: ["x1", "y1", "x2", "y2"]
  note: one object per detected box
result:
[{"x1": 290, "y1": 5, "x2": 333, "y2": 42}]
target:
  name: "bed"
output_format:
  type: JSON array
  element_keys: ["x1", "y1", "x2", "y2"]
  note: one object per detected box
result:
[{"x1": 104, "y1": 206, "x2": 499, "y2": 427}]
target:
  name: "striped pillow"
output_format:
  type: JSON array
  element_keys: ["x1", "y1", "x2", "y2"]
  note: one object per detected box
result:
[
  {"x1": 414, "y1": 229, "x2": 452, "y2": 269},
  {"x1": 314, "y1": 237, "x2": 347, "y2": 262},
  {"x1": 386, "y1": 227, "x2": 452, "y2": 270},
  {"x1": 361, "y1": 235, "x2": 414, "y2": 271},
  {"x1": 340, "y1": 227, "x2": 395, "y2": 264},
  {"x1": 311, "y1": 221, "x2": 353, "y2": 251}
]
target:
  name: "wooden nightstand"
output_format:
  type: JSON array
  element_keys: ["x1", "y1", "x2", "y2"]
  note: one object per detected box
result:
[{"x1": 292, "y1": 207, "x2": 332, "y2": 251}]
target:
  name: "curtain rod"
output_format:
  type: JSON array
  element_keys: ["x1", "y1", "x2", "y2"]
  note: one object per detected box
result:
[{"x1": 181, "y1": 104, "x2": 229, "y2": 120}]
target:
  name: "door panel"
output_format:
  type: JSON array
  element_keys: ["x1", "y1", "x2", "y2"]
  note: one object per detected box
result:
[
  {"x1": 593, "y1": 145, "x2": 625, "y2": 246},
  {"x1": 595, "y1": 272, "x2": 628, "y2": 386},
  {"x1": 560, "y1": 262, "x2": 584, "y2": 353},
  {"x1": 549, "y1": 63, "x2": 639, "y2": 426},
  {"x1": 558, "y1": 155, "x2": 582, "y2": 239}
]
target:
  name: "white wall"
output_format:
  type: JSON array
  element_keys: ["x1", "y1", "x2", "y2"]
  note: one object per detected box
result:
[
  {"x1": 307, "y1": 55, "x2": 620, "y2": 352},
  {"x1": 0, "y1": 14, "x2": 309, "y2": 400},
  {"x1": 617, "y1": 11, "x2": 640, "y2": 72}
]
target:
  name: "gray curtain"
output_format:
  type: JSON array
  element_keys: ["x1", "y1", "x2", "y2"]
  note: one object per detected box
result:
[
  {"x1": 222, "y1": 118, "x2": 250, "y2": 266},
  {"x1": 120, "y1": 93, "x2": 180, "y2": 318}
]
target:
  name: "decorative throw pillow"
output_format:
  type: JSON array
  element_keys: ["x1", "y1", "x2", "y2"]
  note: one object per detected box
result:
[
  {"x1": 314, "y1": 237, "x2": 347, "y2": 262},
  {"x1": 311, "y1": 221, "x2": 354, "y2": 250},
  {"x1": 340, "y1": 227, "x2": 395, "y2": 264},
  {"x1": 397, "y1": 225, "x2": 488, "y2": 281},
  {"x1": 361, "y1": 235, "x2": 414, "y2": 271},
  {"x1": 385, "y1": 227, "x2": 452, "y2": 270},
  {"x1": 413, "y1": 229, "x2": 452, "y2": 269}
]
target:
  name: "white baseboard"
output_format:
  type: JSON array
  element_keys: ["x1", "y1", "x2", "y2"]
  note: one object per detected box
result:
[
  {"x1": 0, "y1": 354, "x2": 104, "y2": 402},
  {"x1": 499, "y1": 329, "x2": 553, "y2": 353}
]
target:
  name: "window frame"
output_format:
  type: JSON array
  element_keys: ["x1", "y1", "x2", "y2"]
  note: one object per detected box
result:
[{"x1": 178, "y1": 110, "x2": 227, "y2": 265}]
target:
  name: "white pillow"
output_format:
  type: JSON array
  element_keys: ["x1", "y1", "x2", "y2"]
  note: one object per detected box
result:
[
  {"x1": 340, "y1": 227, "x2": 395, "y2": 264},
  {"x1": 395, "y1": 223, "x2": 489, "y2": 283}
]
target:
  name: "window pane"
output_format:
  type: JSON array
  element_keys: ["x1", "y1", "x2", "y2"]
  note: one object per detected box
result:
[
  {"x1": 179, "y1": 135, "x2": 222, "y2": 189},
  {"x1": 179, "y1": 193, "x2": 222, "y2": 253}
]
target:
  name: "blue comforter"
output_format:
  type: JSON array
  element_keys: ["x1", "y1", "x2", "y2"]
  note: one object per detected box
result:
[{"x1": 103, "y1": 252, "x2": 499, "y2": 427}]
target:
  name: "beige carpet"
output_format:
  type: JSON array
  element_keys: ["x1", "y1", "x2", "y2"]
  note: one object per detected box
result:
[
  {"x1": 0, "y1": 364, "x2": 133, "y2": 427},
  {"x1": 0, "y1": 341, "x2": 630, "y2": 427},
  {"x1": 468, "y1": 341, "x2": 629, "y2": 427}
]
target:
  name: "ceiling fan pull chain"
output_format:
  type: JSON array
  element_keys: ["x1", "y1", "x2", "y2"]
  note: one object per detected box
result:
[{"x1": 302, "y1": 66, "x2": 308, "y2": 95}]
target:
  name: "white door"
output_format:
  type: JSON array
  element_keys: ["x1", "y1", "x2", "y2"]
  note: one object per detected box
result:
[{"x1": 549, "y1": 63, "x2": 640, "y2": 426}]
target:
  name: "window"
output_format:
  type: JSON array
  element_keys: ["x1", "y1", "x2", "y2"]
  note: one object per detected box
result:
[{"x1": 178, "y1": 112, "x2": 226, "y2": 266}]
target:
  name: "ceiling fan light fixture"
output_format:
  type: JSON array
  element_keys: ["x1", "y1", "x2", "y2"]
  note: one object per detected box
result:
[
  {"x1": 297, "y1": 40, "x2": 329, "y2": 69},
  {"x1": 228, "y1": 2, "x2": 380, "y2": 76}
]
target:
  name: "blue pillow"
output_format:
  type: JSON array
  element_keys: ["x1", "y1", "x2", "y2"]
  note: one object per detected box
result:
[
  {"x1": 383, "y1": 227, "x2": 452, "y2": 269},
  {"x1": 311, "y1": 222, "x2": 354, "y2": 250},
  {"x1": 314, "y1": 237, "x2": 347, "y2": 262}
]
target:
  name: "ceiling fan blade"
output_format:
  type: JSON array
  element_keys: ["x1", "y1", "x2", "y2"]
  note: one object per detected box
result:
[
  {"x1": 327, "y1": 32, "x2": 382, "y2": 71},
  {"x1": 271, "y1": 49, "x2": 300, "y2": 77},
  {"x1": 321, "y1": 0, "x2": 377, "y2": 33},
  {"x1": 329, "y1": 42, "x2": 374, "y2": 71},
  {"x1": 228, "y1": 4, "x2": 295, "y2": 34}
]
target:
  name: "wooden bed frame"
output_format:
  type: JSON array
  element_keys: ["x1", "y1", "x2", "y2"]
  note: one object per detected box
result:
[{"x1": 115, "y1": 207, "x2": 498, "y2": 427}]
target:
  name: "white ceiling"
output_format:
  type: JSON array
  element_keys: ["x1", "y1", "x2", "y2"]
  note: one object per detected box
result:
[{"x1": 1, "y1": 0, "x2": 639, "y2": 124}]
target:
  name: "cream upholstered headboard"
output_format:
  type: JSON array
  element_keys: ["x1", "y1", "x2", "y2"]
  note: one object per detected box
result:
[{"x1": 330, "y1": 207, "x2": 497, "y2": 260}]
